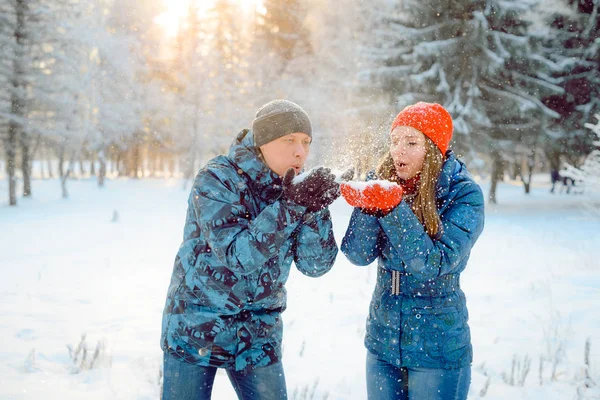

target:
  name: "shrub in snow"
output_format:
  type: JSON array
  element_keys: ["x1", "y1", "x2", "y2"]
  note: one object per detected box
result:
[
  {"x1": 66, "y1": 333, "x2": 110, "y2": 373},
  {"x1": 584, "y1": 338, "x2": 595, "y2": 384},
  {"x1": 502, "y1": 354, "x2": 531, "y2": 386},
  {"x1": 22, "y1": 348, "x2": 38, "y2": 373}
]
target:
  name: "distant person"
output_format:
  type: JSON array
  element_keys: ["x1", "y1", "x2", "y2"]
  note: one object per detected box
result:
[
  {"x1": 550, "y1": 169, "x2": 560, "y2": 193},
  {"x1": 160, "y1": 99, "x2": 340, "y2": 400},
  {"x1": 340, "y1": 102, "x2": 485, "y2": 400}
]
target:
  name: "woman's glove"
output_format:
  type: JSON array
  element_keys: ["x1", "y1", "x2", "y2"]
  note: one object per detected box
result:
[
  {"x1": 282, "y1": 167, "x2": 339, "y2": 212},
  {"x1": 340, "y1": 181, "x2": 403, "y2": 213}
]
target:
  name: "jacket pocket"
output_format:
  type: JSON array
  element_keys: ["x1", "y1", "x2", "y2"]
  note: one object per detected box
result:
[
  {"x1": 410, "y1": 306, "x2": 459, "y2": 331},
  {"x1": 402, "y1": 306, "x2": 469, "y2": 368}
]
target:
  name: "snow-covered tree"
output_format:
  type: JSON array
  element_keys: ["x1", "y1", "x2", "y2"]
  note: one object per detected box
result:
[
  {"x1": 535, "y1": 0, "x2": 600, "y2": 170},
  {"x1": 0, "y1": 0, "x2": 102, "y2": 200},
  {"x1": 0, "y1": 0, "x2": 90, "y2": 203},
  {"x1": 92, "y1": 0, "x2": 149, "y2": 184},
  {"x1": 0, "y1": 0, "x2": 17, "y2": 205},
  {"x1": 43, "y1": 9, "x2": 98, "y2": 197},
  {"x1": 0, "y1": 0, "x2": 42, "y2": 204},
  {"x1": 359, "y1": 0, "x2": 563, "y2": 203}
]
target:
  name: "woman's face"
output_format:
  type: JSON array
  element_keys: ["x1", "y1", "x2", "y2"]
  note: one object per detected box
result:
[{"x1": 389, "y1": 126, "x2": 427, "y2": 180}]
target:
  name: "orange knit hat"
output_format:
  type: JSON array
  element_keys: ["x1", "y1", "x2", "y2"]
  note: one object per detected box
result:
[{"x1": 390, "y1": 102, "x2": 453, "y2": 155}]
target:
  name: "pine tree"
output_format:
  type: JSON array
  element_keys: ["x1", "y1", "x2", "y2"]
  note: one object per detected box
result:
[
  {"x1": 360, "y1": 0, "x2": 562, "y2": 202},
  {"x1": 538, "y1": 0, "x2": 600, "y2": 170}
]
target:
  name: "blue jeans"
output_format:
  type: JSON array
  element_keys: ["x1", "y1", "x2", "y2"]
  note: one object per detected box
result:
[
  {"x1": 162, "y1": 352, "x2": 287, "y2": 400},
  {"x1": 366, "y1": 351, "x2": 470, "y2": 400}
]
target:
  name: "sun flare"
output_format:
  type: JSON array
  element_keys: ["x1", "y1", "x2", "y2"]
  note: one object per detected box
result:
[{"x1": 154, "y1": 0, "x2": 265, "y2": 37}]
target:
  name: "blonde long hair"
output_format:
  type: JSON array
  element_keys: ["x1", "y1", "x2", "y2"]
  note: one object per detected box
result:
[{"x1": 377, "y1": 137, "x2": 444, "y2": 238}]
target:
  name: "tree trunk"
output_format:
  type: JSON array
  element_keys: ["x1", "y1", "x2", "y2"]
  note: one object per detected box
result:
[
  {"x1": 523, "y1": 180, "x2": 531, "y2": 194},
  {"x1": 546, "y1": 150, "x2": 560, "y2": 172},
  {"x1": 156, "y1": 153, "x2": 163, "y2": 177},
  {"x1": 58, "y1": 147, "x2": 65, "y2": 178},
  {"x1": 149, "y1": 148, "x2": 156, "y2": 177},
  {"x1": 21, "y1": 132, "x2": 31, "y2": 197},
  {"x1": 168, "y1": 156, "x2": 175, "y2": 178},
  {"x1": 488, "y1": 153, "x2": 503, "y2": 204},
  {"x1": 79, "y1": 155, "x2": 86, "y2": 177},
  {"x1": 61, "y1": 174, "x2": 69, "y2": 198},
  {"x1": 132, "y1": 144, "x2": 141, "y2": 179},
  {"x1": 525, "y1": 151, "x2": 535, "y2": 194},
  {"x1": 118, "y1": 152, "x2": 126, "y2": 177},
  {"x1": 40, "y1": 147, "x2": 46, "y2": 179},
  {"x1": 518, "y1": 150, "x2": 536, "y2": 194},
  {"x1": 511, "y1": 161, "x2": 520, "y2": 181},
  {"x1": 124, "y1": 150, "x2": 132, "y2": 177},
  {"x1": 46, "y1": 146, "x2": 54, "y2": 178},
  {"x1": 61, "y1": 156, "x2": 74, "y2": 199},
  {"x1": 489, "y1": 174, "x2": 498, "y2": 205},
  {"x1": 6, "y1": 127, "x2": 18, "y2": 206},
  {"x1": 90, "y1": 152, "x2": 96, "y2": 175},
  {"x1": 98, "y1": 149, "x2": 106, "y2": 187},
  {"x1": 61, "y1": 146, "x2": 83, "y2": 198},
  {"x1": 14, "y1": 0, "x2": 30, "y2": 197}
]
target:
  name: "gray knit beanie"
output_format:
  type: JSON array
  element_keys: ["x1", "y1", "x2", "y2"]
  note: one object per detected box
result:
[{"x1": 252, "y1": 99, "x2": 312, "y2": 148}]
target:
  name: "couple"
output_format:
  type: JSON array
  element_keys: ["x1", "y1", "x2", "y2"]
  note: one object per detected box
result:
[{"x1": 160, "y1": 100, "x2": 485, "y2": 400}]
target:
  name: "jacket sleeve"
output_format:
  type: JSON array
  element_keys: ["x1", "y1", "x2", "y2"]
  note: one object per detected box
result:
[
  {"x1": 192, "y1": 170, "x2": 307, "y2": 275},
  {"x1": 340, "y1": 207, "x2": 383, "y2": 266},
  {"x1": 292, "y1": 208, "x2": 338, "y2": 277},
  {"x1": 378, "y1": 182, "x2": 485, "y2": 280}
]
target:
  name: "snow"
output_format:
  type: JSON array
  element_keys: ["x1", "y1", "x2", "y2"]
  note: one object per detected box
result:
[
  {"x1": 292, "y1": 167, "x2": 318, "y2": 184},
  {"x1": 343, "y1": 179, "x2": 401, "y2": 190},
  {"x1": 1, "y1": 175, "x2": 599, "y2": 399}
]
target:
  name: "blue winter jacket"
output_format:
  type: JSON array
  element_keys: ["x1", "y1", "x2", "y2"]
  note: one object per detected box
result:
[
  {"x1": 341, "y1": 151, "x2": 484, "y2": 369},
  {"x1": 161, "y1": 129, "x2": 338, "y2": 371}
]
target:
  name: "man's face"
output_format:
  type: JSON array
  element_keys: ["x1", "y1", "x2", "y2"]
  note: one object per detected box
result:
[
  {"x1": 390, "y1": 126, "x2": 427, "y2": 180},
  {"x1": 259, "y1": 132, "x2": 311, "y2": 177}
]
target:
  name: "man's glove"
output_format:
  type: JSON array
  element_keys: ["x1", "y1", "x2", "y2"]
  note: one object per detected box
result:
[
  {"x1": 340, "y1": 181, "x2": 403, "y2": 213},
  {"x1": 282, "y1": 167, "x2": 339, "y2": 212}
]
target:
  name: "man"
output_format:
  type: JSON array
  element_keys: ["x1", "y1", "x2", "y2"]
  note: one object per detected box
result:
[{"x1": 161, "y1": 99, "x2": 339, "y2": 399}]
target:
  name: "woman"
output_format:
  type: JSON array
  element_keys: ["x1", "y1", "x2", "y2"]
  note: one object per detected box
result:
[{"x1": 340, "y1": 102, "x2": 485, "y2": 399}]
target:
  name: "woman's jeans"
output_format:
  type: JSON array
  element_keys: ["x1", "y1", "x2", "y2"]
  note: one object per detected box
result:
[
  {"x1": 366, "y1": 351, "x2": 471, "y2": 400},
  {"x1": 162, "y1": 352, "x2": 287, "y2": 400}
]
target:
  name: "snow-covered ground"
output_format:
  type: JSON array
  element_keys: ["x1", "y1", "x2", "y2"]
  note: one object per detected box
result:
[{"x1": 1, "y1": 175, "x2": 598, "y2": 399}]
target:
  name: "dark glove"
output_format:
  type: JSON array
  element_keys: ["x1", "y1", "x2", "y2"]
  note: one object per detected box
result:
[{"x1": 282, "y1": 167, "x2": 339, "y2": 212}]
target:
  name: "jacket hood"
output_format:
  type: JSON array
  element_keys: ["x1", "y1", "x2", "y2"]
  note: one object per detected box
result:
[
  {"x1": 227, "y1": 129, "x2": 283, "y2": 202},
  {"x1": 436, "y1": 150, "x2": 468, "y2": 198}
]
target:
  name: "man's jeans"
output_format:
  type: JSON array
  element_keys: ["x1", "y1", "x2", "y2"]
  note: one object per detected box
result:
[
  {"x1": 366, "y1": 350, "x2": 471, "y2": 400},
  {"x1": 162, "y1": 352, "x2": 287, "y2": 400}
]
